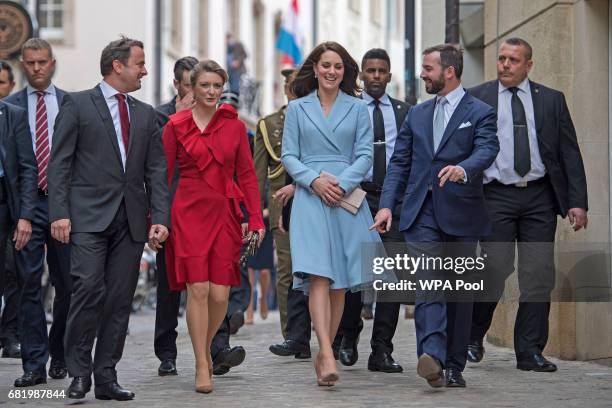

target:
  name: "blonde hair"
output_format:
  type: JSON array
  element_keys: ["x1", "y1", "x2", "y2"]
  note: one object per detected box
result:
[{"x1": 190, "y1": 60, "x2": 228, "y2": 87}]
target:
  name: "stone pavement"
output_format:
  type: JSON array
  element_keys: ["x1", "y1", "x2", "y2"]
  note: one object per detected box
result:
[{"x1": 1, "y1": 308, "x2": 611, "y2": 407}]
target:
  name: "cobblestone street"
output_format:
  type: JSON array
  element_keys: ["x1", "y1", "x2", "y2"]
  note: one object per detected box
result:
[{"x1": 0, "y1": 309, "x2": 611, "y2": 407}]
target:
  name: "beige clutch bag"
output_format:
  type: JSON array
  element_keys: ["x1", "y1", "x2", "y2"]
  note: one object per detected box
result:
[{"x1": 320, "y1": 172, "x2": 366, "y2": 215}]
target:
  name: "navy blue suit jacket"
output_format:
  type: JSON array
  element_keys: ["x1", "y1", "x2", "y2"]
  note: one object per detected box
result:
[
  {"x1": 3, "y1": 86, "x2": 67, "y2": 116},
  {"x1": 379, "y1": 90, "x2": 499, "y2": 237}
]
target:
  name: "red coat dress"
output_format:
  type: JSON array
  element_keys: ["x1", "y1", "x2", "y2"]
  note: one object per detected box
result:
[{"x1": 162, "y1": 104, "x2": 264, "y2": 291}]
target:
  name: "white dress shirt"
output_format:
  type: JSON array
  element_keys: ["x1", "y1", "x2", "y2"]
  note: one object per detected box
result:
[
  {"x1": 99, "y1": 80, "x2": 131, "y2": 170},
  {"x1": 27, "y1": 84, "x2": 59, "y2": 151},
  {"x1": 483, "y1": 78, "x2": 546, "y2": 184},
  {"x1": 362, "y1": 92, "x2": 398, "y2": 182}
]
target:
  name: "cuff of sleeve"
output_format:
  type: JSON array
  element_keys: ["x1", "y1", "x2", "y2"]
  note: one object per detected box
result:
[{"x1": 457, "y1": 166, "x2": 468, "y2": 183}]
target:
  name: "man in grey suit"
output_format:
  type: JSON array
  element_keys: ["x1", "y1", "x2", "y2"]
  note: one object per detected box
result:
[
  {"x1": 4, "y1": 38, "x2": 72, "y2": 386},
  {"x1": 48, "y1": 36, "x2": 170, "y2": 401}
]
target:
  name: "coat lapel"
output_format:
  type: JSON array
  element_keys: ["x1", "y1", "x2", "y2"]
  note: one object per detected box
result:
[
  {"x1": 90, "y1": 85, "x2": 123, "y2": 170},
  {"x1": 0, "y1": 104, "x2": 7, "y2": 168},
  {"x1": 328, "y1": 91, "x2": 355, "y2": 133},
  {"x1": 529, "y1": 80, "x2": 543, "y2": 133},
  {"x1": 299, "y1": 91, "x2": 340, "y2": 153},
  {"x1": 422, "y1": 98, "x2": 436, "y2": 156},
  {"x1": 435, "y1": 93, "x2": 473, "y2": 155},
  {"x1": 126, "y1": 95, "x2": 138, "y2": 162}
]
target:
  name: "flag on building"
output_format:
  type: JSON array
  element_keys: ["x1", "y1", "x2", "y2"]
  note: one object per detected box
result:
[{"x1": 276, "y1": 0, "x2": 303, "y2": 65}]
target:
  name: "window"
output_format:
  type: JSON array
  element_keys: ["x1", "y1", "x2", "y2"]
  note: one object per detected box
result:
[
  {"x1": 38, "y1": 0, "x2": 63, "y2": 39},
  {"x1": 370, "y1": 0, "x2": 382, "y2": 26},
  {"x1": 170, "y1": 0, "x2": 183, "y2": 53}
]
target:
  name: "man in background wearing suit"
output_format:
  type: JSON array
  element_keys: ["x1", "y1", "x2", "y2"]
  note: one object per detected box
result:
[
  {"x1": 0, "y1": 60, "x2": 21, "y2": 361},
  {"x1": 334, "y1": 49, "x2": 409, "y2": 373},
  {"x1": 48, "y1": 36, "x2": 170, "y2": 401},
  {"x1": 467, "y1": 38, "x2": 588, "y2": 372},
  {"x1": 154, "y1": 55, "x2": 197, "y2": 377},
  {"x1": 5, "y1": 38, "x2": 72, "y2": 387},
  {"x1": 0, "y1": 99, "x2": 37, "y2": 367},
  {"x1": 373, "y1": 44, "x2": 498, "y2": 388}
]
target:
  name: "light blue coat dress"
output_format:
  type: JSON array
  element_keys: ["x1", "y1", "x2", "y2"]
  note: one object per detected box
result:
[{"x1": 281, "y1": 90, "x2": 382, "y2": 292}]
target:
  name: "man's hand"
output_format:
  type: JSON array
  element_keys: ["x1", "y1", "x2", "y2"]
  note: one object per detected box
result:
[
  {"x1": 148, "y1": 224, "x2": 169, "y2": 252},
  {"x1": 438, "y1": 165, "x2": 466, "y2": 187},
  {"x1": 51, "y1": 219, "x2": 71, "y2": 244},
  {"x1": 175, "y1": 91, "x2": 194, "y2": 112},
  {"x1": 13, "y1": 219, "x2": 32, "y2": 251},
  {"x1": 273, "y1": 184, "x2": 296, "y2": 207},
  {"x1": 567, "y1": 208, "x2": 588, "y2": 231},
  {"x1": 278, "y1": 215, "x2": 287, "y2": 233},
  {"x1": 311, "y1": 176, "x2": 343, "y2": 207},
  {"x1": 370, "y1": 208, "x2": 393, "y2": 233}
]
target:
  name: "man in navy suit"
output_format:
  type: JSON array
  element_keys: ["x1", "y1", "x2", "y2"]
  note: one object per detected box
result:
[
  {"x1": 4, "y1": 38, "x2": 71, "y2": 386},
  {"x1": 373, "y1": 44, "x2": 498, "y2": 388}
]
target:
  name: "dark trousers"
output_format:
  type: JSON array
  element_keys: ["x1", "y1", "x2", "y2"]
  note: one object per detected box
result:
[
  {"x1": 64, "y1": 204, "x2": 144, "y2": 385},
  {"x1": 154, "y1": 247, "x2": 181, "y2": 362},
  {"x1": 471, "y1": 181, "x2": 557, "y2": 360},
  {"x1": 0, "y1": 199, "x2": 12, "y2": 339},
  {"x1": 1, "y1": 237, "x2": 20, "y2": 344},
  {"x1": 334, "y1": 191, "x2": 403, "y2": 354},
  {"x1": 285, "y1": 286, "x2": 311, "y2": 345},
  {"x1": 404, "y1": 194, "x2": 475, "y2": 372},
  {"x1": 15, "y1": 195, "x2": 71, "y2": 374}
]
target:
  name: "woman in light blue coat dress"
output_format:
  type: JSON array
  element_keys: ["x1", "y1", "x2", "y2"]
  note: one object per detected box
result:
[{"x1": 281, "y1": 42, "x2": 382, "y2": 386}]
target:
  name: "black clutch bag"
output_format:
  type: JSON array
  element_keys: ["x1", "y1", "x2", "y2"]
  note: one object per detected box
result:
[{"x1": 239, "y1": 232, "x2": 260, "y2": 267}]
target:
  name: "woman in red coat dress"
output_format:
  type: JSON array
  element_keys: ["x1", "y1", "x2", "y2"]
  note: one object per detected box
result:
[{"x1": 162, "y1": 60, "x2": 265, "y2": 393}]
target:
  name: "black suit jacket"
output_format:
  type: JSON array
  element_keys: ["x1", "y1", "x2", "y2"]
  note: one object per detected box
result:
[
  {"x1": 48, "y1": 85, "x2": 170, "y2": 242},
  {"x1": 468, "y1": 79, "x2": 588, "y2": 216},
  {"x1": 155, "y1": 96, "x2": 176, "y2": 128},
  {"x1": 3, "y1": 85, "x2": 67, "y2": 114},
  {"x1": 0, "y1": 101, "x2": 38, "y2": 222}
]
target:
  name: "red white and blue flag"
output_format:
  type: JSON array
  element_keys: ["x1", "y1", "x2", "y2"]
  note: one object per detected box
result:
[{"x1": 276, "y1": 0, "x2": 303, "y2": 65}]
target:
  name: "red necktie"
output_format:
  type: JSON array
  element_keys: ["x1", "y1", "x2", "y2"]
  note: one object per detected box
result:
[
  {"x1": 35, "y1": 91, "x2": 49, "y2": 191},
  {"x1": 115, "y1": 93, "x2": 130, "y2": 154}
]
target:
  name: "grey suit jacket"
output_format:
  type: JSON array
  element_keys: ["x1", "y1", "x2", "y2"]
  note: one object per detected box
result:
[
  {"x1": 48, "y1": 85, "x2": 170, "y2": 242},
  {"x1": 0, "y1": 101, "x2": 38, "y2": 222}
]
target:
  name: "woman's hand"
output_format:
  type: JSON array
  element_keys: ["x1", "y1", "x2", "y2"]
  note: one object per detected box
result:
[
  {"x1": 246, "y1": 228, "x2": 266, "y2": 247},
  {"x1": 241, "y1": 223, "x2": 249, "y2": 243},
  {"x1": 311, "y1": 177, "x2": 343, "y2": 207}
]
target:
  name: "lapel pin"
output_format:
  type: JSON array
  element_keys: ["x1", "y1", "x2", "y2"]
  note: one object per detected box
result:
[{"x1": 535, "y1": 88, "x2": 539, "y2": 93}]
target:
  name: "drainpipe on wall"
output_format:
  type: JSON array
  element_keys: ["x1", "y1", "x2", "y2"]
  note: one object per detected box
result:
[{"x1": 445, "y1": 0, "x2": 460, "y2": 44}]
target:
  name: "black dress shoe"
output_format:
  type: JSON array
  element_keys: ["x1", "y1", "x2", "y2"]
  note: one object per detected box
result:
[
  {"x1": 338, "y1": 336, "x2": 359, "y2": 366},
  {"x1": 467, "y1": 339, "x2": 484, "y2": 363},
  {"x1": 14, "y1": 371, "x2": 47, "y2": 387},
  {"x1": 2, "y1": 340, "x2": 21, "y2": 358},
  {"x1": 445, "y1": 368, "x2": 466, "y2": 387},
  {"x1": 295, "y1": 349, "x2": 312, "y2": 359},
  {"x1": 517, "y1": 354, "x2": 557, "y2": 372},
  {"x1": 367, "y1": 352, "x2": 403, "y2": 373},
  {"x1": 68, "y1": 376, "x2": 92, "y2": 399},
  {"x1": 158, "y1": 359, "x2": 178, "y2": 376},
  {"x1": 48, "y1": 359, "x2": 68, "y2": 379},
  {"x1": 229, "y1": 312, "x2": 245, "y2": 335},
  {"x1": 269, "y1": 340, "x2": 310, "y2": 358},
  {"x1": 332, "y1": 342, "x2": 340, "y2": 360},
  {"x1": 213, "y1": 346, "x2": 246, "y2": 375},
  {"x1": 94, "y1": 381, "x2": 135, "y2": 401},
  {"x1": 416, "y1": 353, "x2": 444, "y2": 388}
]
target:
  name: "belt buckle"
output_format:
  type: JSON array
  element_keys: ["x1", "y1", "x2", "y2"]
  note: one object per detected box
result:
[{"x1": 514, "y1": 181, "x2": 528, "y2": 188}]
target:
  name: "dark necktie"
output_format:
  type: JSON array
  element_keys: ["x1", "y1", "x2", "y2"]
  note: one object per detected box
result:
[
  {"x1": 509, "y1": 87, "x2": 530, "y2": 177},
  {"x1": 115, "y1": 93, "x2": 130, "y2": 154},
  {"x1": 372, "y1": 99, "x2": 386, "y2": 187},
  {"x1": 35, "y1": 91, "x2": 49, "y2": 190}
]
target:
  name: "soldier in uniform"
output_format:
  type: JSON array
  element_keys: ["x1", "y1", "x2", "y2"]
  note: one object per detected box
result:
[{"x1": 253, "y1": 68, "x2": 295, "y2": 336}]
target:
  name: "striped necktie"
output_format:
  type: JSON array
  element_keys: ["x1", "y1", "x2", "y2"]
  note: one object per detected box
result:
[{"x1": 35, "y1": 91, "x2": 49, "y2": 191}]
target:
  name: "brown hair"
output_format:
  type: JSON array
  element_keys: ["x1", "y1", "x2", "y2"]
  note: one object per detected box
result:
[
  {"x1": 190, "y1": 60, "x2": 228, "y2": 87},
  {"x1": 503, "y1": 37, "x2": 533, "y2": 60},
  {"x1": 100, "y1": 36, "x2": 144, "y2": 76},
  {"x1": 21, "y1": 38, "x2": 53, "y2": 58},
  {"x1": 291, "y1": 41, "x2": 360, "y2": 98},
  {"x1": 423, "y1": 43, "x2": 464, "y2": 79}
]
